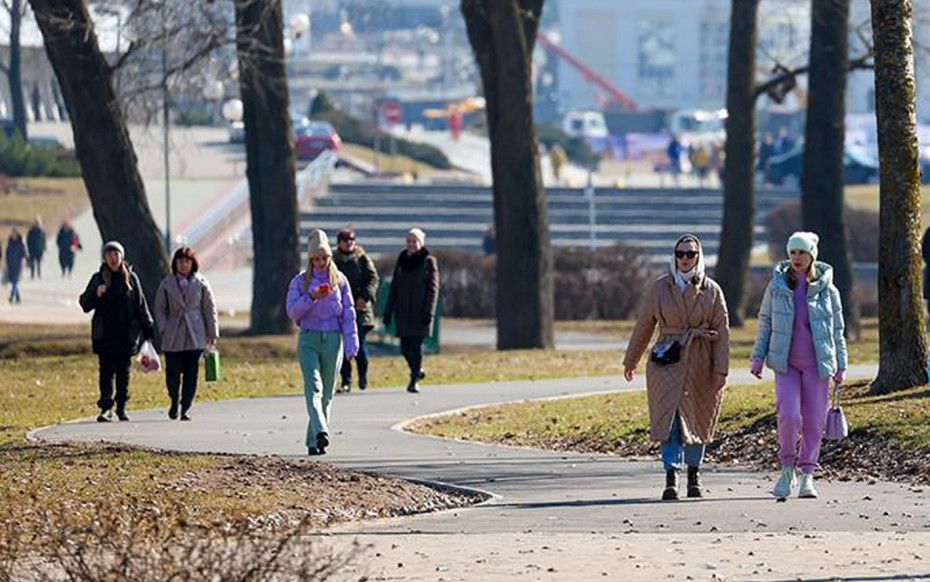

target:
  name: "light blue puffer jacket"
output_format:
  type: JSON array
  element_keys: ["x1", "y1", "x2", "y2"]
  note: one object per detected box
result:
[{"x1": 751, "y1": 261, "x2": 848, "y2": 378}]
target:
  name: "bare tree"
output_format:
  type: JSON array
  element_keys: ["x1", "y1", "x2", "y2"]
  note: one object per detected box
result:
[
  {"x1": 869, "y1": 0, "x2": 928, "y2": 394},
  {"x1": 233, "y1": 0, "x2": 300, "y2": 334},
  {"x1": 801, "y1": 0, "x2": 860, "y2": 336},
  {"x1": 30, "y1": 0, "x2": 169, "y2": 302},
  {"x1": 715, "y1": 0, "x2": 760, "y2": 327},
  {"x1": 462, "y1": 0, "x2": 554, "y2": 350},
  {"x1": 0, "y1": 0, "x2": 28, "y2": 138}
]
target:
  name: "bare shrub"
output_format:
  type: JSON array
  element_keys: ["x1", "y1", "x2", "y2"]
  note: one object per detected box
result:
[
  {"x1": 0, "y1": 496, "x2": 360, "y2": 582},
  {"x1": 763, "y1": 200, "x2": 878, "y2": 262},
  {"x1": 376, "y1": 246, "x2": 652, "y2": 320}
]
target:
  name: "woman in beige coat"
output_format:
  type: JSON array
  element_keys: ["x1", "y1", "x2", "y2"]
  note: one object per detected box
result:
[
  {"x1": 154, "y1": 246, "x2": 219, "y2": 421},
  {"x1": 623, "y1": 234, "x2": 729, "y2": 500}
]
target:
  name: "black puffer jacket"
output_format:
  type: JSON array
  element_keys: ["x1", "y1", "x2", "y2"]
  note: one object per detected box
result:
[
  {"x1": 384, "y1": 248, "x2": 439, "y2": 338},
  {"x1": 79, "y1": 263, "x2": 154, "y2": 355}
]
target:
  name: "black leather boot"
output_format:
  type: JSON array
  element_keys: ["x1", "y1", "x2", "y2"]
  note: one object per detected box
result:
[
  {"x1": 687, "y1": 466, "x2": 703, "y2": 498},
  {"x1": 662, "y1": 469, "x2": 679, "y2": 501}
]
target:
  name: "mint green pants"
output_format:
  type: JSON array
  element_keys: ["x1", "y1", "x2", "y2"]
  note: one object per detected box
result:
[{"x1": 298, "y1": 330, "x2": 343, "y2": 447}]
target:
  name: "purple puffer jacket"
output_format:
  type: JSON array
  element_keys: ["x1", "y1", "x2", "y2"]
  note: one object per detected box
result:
[{"x1": 286, "y1": 269, "x2": 359, "y2": 357}]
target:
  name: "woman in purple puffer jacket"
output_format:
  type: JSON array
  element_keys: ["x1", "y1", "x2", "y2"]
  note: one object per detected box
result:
[{"x1": 286, "y1": 229, "x2": 359, "y2": 455}]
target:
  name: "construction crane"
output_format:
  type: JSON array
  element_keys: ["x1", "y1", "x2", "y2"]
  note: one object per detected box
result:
[{"x1": 536, "y1": 34, "x2": 637, "y2": 111}]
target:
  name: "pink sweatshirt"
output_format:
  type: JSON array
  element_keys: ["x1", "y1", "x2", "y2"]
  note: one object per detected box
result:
[{"x1": 787, "y1": 276, "x2": 817, "y2": 368}]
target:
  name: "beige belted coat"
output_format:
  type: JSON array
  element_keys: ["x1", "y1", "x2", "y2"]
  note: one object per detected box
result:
[
  {"x1": 154, "y1": 273, "x2": 219, "y2": 352},
  {"x1": 623, "y1": 273, "x2": 730, "y2": 443}
]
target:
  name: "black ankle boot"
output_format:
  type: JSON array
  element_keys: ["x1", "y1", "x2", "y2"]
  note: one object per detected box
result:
[
  {"x1": 687, "y1": 466, "x2": 703, "y2": 498},
  {"x1": 168, "y1": 400, "x2": 179, "y2": 420},
  {"x1": 662, "y1": 469, "x2": 679, "y2": 501}
]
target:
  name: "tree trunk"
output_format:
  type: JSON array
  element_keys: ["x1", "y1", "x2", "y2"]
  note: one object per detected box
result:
[
  {"x1": 8, "y1": 0, "x2": 27, "y2": 139},
  {"x1": 714, "y1": 0, "x2": 759, "y2": 327},
  {"x1": 801, "y1": 0, "x2": 860, "y2": 337},
  {"x1": 462, "y1": 0, "x2": 554, "y2": 350},
  {"x1": 30, "y1": 0, "x2": 168, "y2": 304},
  {"x1": 870, "y1": 0, "x2": 928, "y2": 393},
  {"x1": 234, "y1": 0, "x2": 299, "y2": 335}
]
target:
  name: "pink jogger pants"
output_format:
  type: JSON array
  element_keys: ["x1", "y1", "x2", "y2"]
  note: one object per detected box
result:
[{"x1": 775, "y1": 363, "x2": 830, "y2": 473}]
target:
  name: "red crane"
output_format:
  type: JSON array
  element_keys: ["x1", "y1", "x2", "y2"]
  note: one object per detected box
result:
[{"x1": 536, "y1": 34, "x2": 637, "y2": 111}]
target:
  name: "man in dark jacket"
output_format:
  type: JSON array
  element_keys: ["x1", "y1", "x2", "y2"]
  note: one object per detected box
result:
[
  {"x1": 57, "y1": 221, "x2": 81, "y2": 278},
  {"x1": 26, "y1": 216, "x2": 46, "y2": 279},
  {"x1": 79, "y1": 241, "x2": 155, "y2": 422},
  {"x1": 333, "y1": 228, "x2": 379, "y2": 392}
]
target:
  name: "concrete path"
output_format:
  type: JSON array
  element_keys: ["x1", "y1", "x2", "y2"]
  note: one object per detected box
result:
[{"x1": 32, "y1": 364, "x2": 930, "y2": 580}]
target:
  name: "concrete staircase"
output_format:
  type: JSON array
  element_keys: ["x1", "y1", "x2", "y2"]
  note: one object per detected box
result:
[{"x1": 300, "y1": 183, "x2": 799, "y2": 263}]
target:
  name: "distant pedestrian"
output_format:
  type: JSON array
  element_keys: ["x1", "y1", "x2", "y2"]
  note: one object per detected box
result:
[
  {"x1": 26, "y1": 216, "x2": 46, "y2": 279},
  {"x1": 286, "y1": 229, "x2": 359, "y2": 455},
  {"x1": 549, "y1": 143, "x2": 567, "y2": 184},
  {"x1": 482, "y1": 225, "x2": 496, "y2": 256},
  {"x1": 758, "y1": 132, "x2": 775, "y2": 176},
  {"x1": 692, "y1": 144, "x2": 711, "y2": 187},
  {"x1": 5, "y1": 229, "x2": 27, "y2": 304},
  {"x1": 667, "y1": 134, "x2": 683, "y2": 187},
  {"x1": 751, "y1": 232, "x2": 847, "y2": 500},
  {"x1": 774, "y1": 126, "x2": 795, "y2": 156},
  {"x1": 154, "y1": 246, "x2": 219, "y2": 421},
  {"x1": 79, "y1": 241, "x2": 155, "y2": 423},
  {"x1": 333, "y1": 228, "x2": 379, "y2": 393},
  {"x1": 57, "y1": 221, "x2": 81, "y2": 278},
  {"x1": 383, "y1": 228, "x2": 440, "y2": 394},
  {"x1": 623, "y1": 234, "x2": 729, "y2": 501}
]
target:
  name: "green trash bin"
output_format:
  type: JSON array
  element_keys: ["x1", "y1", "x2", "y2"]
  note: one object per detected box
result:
[{"x1": 371, "y1": 277, "x2": 442, "y2": 354}]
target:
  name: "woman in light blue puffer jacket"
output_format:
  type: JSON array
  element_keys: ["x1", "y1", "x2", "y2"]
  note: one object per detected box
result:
[{"x1": 751, "y1": 232, "x2": 847, "y2": 501}]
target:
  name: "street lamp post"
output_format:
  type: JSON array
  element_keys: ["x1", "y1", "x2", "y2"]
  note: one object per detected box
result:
[{"x1": 161, "y1": 0, "x2": 172, "y2": 253}]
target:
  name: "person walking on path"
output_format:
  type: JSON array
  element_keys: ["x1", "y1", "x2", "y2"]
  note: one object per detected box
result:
[
  {"x1": 79, "y1": 241, "x2": 154, "y2": 423},
  {"x1": 623, "y1": 234, "x2": 730, "y2": 500},
  {"x1": 26, "y1": 216, "x2": 46, "y2": 280},
  {"x1": 286, "y1": 229, "x2": 359, "y2": 455},
  {"x1": 383, "y1": 228, "x2": 440, "y2": 394},
  {"x1": 751, "y1": 231, "x2": 847, "y2": 500},
  {"x1": 333, "y1": 228, "x2": 378, "y2": 393},
  {"x1": 5, "y1": 229, "x2": 27, "y2": 304},
  {"x1": 57, "y1": 221, "x2": 81, "y2": 278},
  {"x1": 154, "y1": 246, "x2": 219, "y2": 421}
]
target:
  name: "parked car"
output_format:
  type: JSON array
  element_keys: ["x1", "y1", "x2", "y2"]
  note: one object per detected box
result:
[
  {"x1": 765, "y1": 143, "x2": 879, "y2": 186},
  {"x1": 295, "y1": 121, "x2": 342, "y2": 161}
]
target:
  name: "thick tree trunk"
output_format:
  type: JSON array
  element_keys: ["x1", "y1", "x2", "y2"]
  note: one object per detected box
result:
[
  {"x1": 801, "y1": 0, "x2": 860, "y2": 336},
  {"x1": 714, "y1": 0, "x2": 759, "y2": 327},
  {"x1": 30, "y1": 0, "x2": 168, "y2": 304},
  {"x1": 462, "y1": 0, "x2": 553, "y2": 350},
  {"x1": 8, "y1": 0, "x2": 27, "y2": 139},
  {"x1": 234, "y1": 0, "x2": 299, "y2": 335},
  {"x1": 870, "y1": 0, "x2": 928, "y2": 393}
]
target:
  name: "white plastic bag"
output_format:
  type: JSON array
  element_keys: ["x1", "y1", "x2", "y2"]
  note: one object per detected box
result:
[{"x1": 136, "y1": 340, "x2": 161, "y2": 373}]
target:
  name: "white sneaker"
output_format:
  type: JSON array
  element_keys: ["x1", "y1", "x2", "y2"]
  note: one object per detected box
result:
[
  {"x1": 772, "y1": 466, "x2": 797, "y2": 498},
  {"x1": 798, "y1": 472, "x2": 818, "y2": 498}
]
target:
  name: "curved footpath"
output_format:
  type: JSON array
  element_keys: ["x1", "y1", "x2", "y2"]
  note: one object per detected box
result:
[{"x1": 34, "y1": 364, "x2": 930, "y2": 581}]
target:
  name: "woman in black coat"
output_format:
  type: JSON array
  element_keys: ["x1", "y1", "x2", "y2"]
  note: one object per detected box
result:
[
  {"x1": 383, "y1": 228, "x2": 439, "y2": 393},
  {"x1": 5, "y1": 229, "x2": 27, "y2": 304},
  {"x1": 79, "y1": 241, "x2": 154, "y2": 422}
]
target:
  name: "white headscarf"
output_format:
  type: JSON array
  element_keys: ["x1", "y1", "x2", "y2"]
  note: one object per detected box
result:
[{"x1": 669, "y1": 234, "x2": 706, "y2": 292}]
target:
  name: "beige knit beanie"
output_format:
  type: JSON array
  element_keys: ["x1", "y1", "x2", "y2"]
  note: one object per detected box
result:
[{"x1": 307, "y1": 229, "x2": 333, "y2": 257}]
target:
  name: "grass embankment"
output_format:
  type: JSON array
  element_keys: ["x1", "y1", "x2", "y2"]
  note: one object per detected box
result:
[
  {"x1": 340, "y1": 143, "x2": 437, "y2": 175},
  {"x1": 0, "y1": 178, "x2": 89, "y2": 242},
  {"x1": 412, "y1": 330, "x2": 928, "y2": 486}
]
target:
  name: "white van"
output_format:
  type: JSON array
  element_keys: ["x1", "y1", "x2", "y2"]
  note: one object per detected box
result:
[{"x1": 562, "y1": 110, "x2": 609, "y2": 139}]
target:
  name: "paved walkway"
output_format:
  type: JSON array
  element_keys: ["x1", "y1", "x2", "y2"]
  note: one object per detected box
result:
[{"x1": 32, "y1": 364, "x2": 930, "y2": 580}]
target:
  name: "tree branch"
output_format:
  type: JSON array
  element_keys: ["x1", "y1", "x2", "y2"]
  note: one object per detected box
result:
[{"x1": 752, "y1": 52, "x2": 873, "y2": 102}]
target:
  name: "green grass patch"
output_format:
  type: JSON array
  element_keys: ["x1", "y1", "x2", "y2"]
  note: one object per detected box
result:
[
  {"x1": 0, "y1": 177, "x2": 89, "y2": 242},
  {"x1": 411, "y1": 379, "x2": 930, "y2": 484}
]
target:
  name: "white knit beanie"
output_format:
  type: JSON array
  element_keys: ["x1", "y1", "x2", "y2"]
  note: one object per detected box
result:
[
  {"x1": 786, "y1": 231, "x2": 819, "y2": 261},
  {"x1": 307, "y1": 229, "x2": 332, "y2": 257},
  {"x1": 408, "y1": 227, "x2": 426, "y2": 247},
  {"x1": 102, "y1": 240, "x2": 125, "y2": 258}
]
